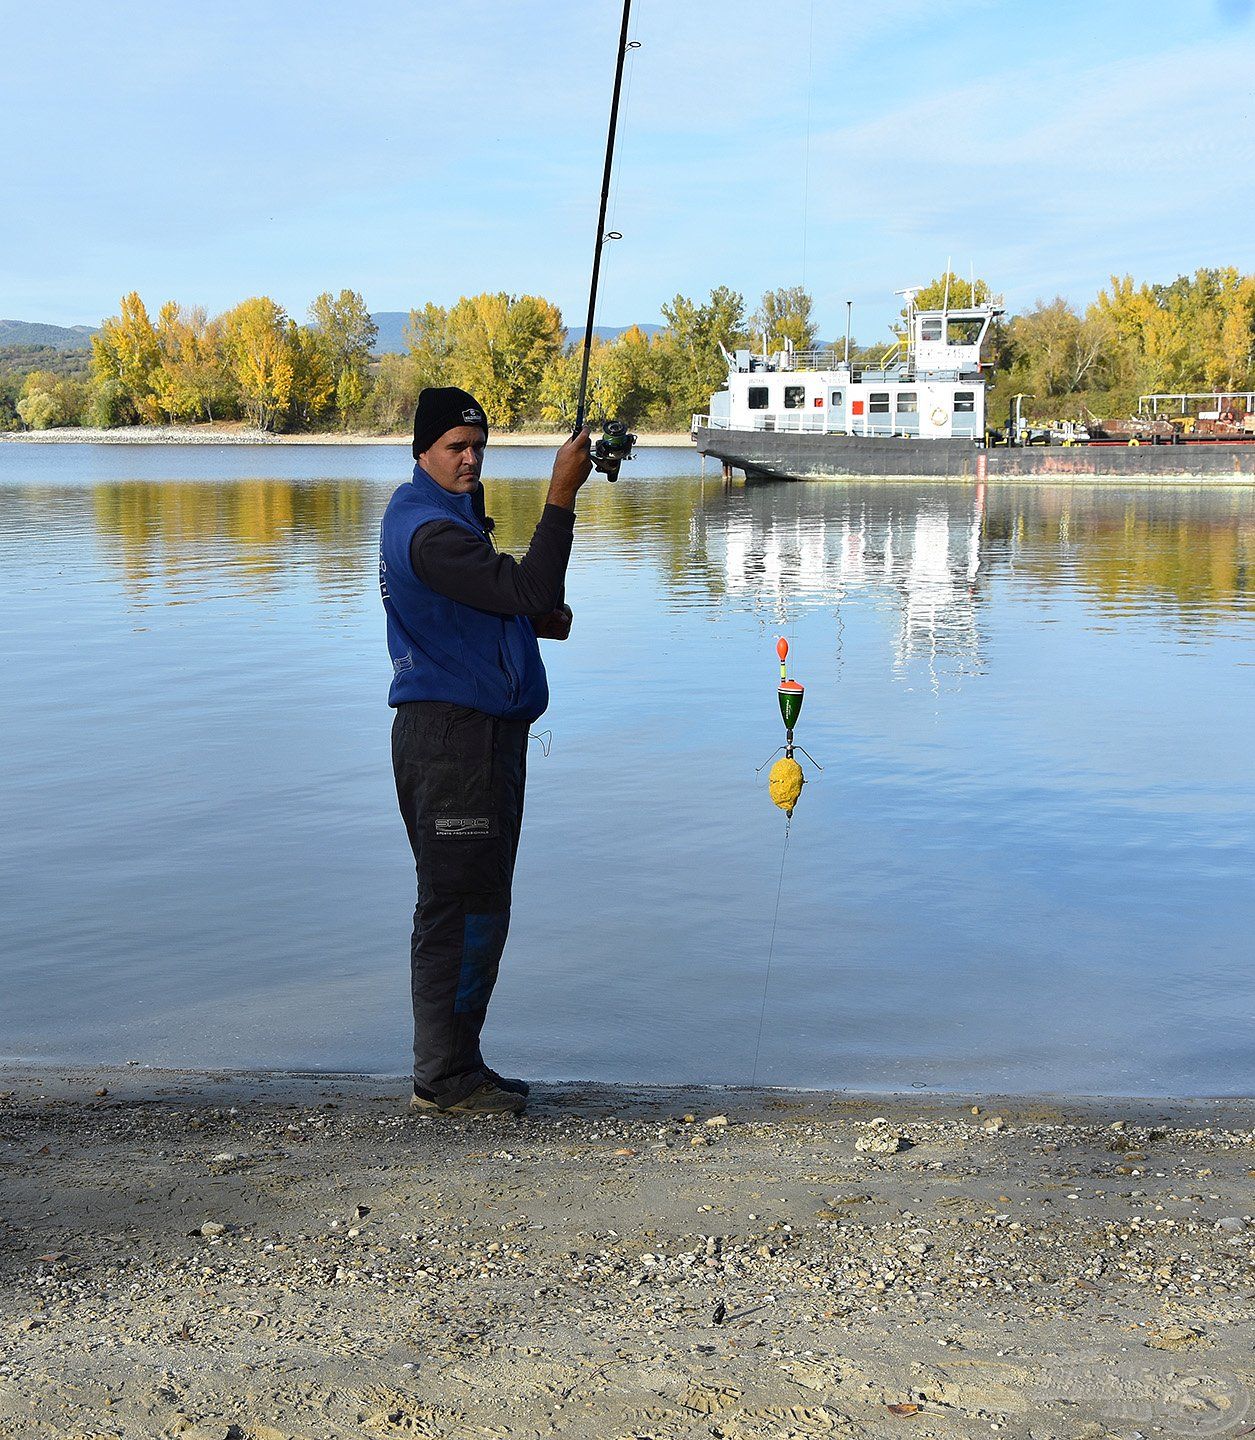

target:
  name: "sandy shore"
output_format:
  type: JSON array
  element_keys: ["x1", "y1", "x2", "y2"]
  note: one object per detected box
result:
[
  {"x1": 1, "y1": 1067, "x2": 1251, "y2": 1439},
  {"x1": 0, "y1": 427, "x2": 692, "y2": 448}
]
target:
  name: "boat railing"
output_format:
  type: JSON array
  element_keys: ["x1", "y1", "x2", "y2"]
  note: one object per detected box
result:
[
  {"x1": 752, "y1": 354, "x2": 974, "y2": 385},
  {"x1": 694, "y1": 412, "x2": 984, "y2": 439}
]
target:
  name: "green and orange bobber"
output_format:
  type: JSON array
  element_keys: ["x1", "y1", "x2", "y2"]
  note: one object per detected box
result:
[{"x1": 767, "y1": 637, "x2": 813, "y2": 817}]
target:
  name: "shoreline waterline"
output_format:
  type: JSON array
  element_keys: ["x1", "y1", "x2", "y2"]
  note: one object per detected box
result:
[{"x1": 0, "y1": 425, "x2": 692, "y2": 447}]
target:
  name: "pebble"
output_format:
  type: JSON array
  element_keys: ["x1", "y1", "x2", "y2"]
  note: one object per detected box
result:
[
  {"x1": 198, "y1": 1221, "x2": 227, "y2": 1237},
  {"x1": 855, "y1": 1120, "x2": 909, "y2": 1154}
]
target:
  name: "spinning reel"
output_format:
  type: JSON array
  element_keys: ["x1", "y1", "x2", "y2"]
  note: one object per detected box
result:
[{"x1": 592, "y1": 419, "x2": 636, "y2": 476}]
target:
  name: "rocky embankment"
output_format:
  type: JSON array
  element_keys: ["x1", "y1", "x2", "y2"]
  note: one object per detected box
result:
[{"x1": 0, "y1": 1067, "x2": 1252, "y2": 1439}]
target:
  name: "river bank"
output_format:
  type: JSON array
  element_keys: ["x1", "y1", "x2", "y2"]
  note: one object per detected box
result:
[
  {"x1": 1, "y1": 1065, "x2": 1251, "y2": 1439},
  {"x1": 0, "y1": 426, "x2": 691, "y2": 448}
]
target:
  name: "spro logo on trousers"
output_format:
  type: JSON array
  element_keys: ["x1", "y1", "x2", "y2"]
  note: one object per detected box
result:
[{"x1": 434, "y1": 817, "x2": 494, "y2": 838}]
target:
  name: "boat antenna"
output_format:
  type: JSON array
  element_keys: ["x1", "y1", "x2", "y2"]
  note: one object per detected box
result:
[{"x1": 573, "y1": 0, "x2": 640, "y2": 475}]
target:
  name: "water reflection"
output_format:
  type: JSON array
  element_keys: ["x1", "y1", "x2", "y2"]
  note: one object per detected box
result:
[
  {"x1": 1, "y1": 453, "x2": 1252, "y2": 1094},
  {"x1": 88, "y1": 480, "x2": 371, "y2": 599},
  {"x1": 691, "y1": 484, "x2": 992, "y2": 678},
  {"x1": 60, "y1": 474, "x2": 1255, "y2": 635}
]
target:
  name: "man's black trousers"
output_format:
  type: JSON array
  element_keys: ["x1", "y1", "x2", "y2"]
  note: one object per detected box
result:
[{"x1": 392, "y1": 701, "x2": 528, "y2": 1106}]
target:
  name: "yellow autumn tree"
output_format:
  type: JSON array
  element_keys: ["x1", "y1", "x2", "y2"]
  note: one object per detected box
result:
[
  {"x1": 91, "y1": 291, "x2": 163, "y2": 423},
  {"x1": 220, "y1": 297, "x2": 295, "y2": 431},
  {"x1": 154, "y1": 303, "x2": 232, "y2": 423}
]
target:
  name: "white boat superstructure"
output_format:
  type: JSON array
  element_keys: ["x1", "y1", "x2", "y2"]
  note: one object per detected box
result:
[{"x1": 696, "y1": 289, "x2": 1003, "y2": 442}]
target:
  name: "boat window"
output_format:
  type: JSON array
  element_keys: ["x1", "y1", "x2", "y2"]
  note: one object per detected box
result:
[
  {"x1": 947, "y1": 317, "x2": 984, "y2": 346},
  {"x1": 748, "y1": 386, "x2": 769, "y2": 410},
  {"x1": 921, "y1": 318, "x2": 942, "y2": 341},
  {"x1": 869, "y1": 392, "x2": 890, "y2": 414},
  {"x1": 829, "y1": 390, "x2": 843, "y2": 407},
  {"x1": 954, "y1": 391, "x2": 976, "y2": 413},
  {"x1": 784, "y1": 386, "x2": 807, "y2": 409},
  {"x1": 896, "y1": 392, "x2": 918, "y2": 413}
]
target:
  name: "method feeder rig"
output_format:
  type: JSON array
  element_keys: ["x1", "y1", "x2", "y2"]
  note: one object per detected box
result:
[
  {"x1": 758, "y1": 637, "x2": 822, "y2": 817},
  {"x1": 572, "y1": 0, "x2": 640, "y2": 477}
]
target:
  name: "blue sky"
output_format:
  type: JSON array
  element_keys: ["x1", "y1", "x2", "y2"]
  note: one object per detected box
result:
[{"x1": 3, "y1": 0, "x2": 1254, "y2": 340}]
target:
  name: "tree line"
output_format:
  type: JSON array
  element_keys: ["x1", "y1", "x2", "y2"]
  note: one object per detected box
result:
[{"x1": 5, "y1": 268, "x2": 1254, "y2": 434}]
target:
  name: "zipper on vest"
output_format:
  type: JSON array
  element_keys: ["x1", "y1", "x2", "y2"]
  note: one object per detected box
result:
[{"x1": 498, "y1": 626, "x2": 519, "y2": 704}]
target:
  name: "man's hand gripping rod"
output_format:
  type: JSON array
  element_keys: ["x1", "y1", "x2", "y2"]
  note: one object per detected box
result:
[{"x1": 573, "y1": 0, "x2": 638, "y2": 480}]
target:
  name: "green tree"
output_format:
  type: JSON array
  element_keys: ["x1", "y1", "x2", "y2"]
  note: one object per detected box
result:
[
  {"x1": 905, "y1": 272, "x2": 995, "y2": 316},
  {"x1": 288, "y1": 324, "x2": 337, "y2": 428},
  {"x1": 1004, "y1": 298, "x2": 1111, "y2": 405},
  {"x1": 655, "y1": 286, "x2": 746, "y2": 425},
  {"x1": 751, "y1": 286, "x2": 818, "y2": 352},
  {"x1": 334, "y1": 365, "x2": 365, "y2": 428},
  {"x1": 405, "y1": 303, "x2": 454, "y2": 391},
  {"x1": 444, "y1": 292, "x2": 564, "y2": 428},
  {"x1": 308, "y1": 290, "x2": 377, "y2": 426},
  {"x1": 369, "y1": 351, "x2": 420, "y2": 432},
  {"x1": 540, "y1": 339, "x2": 614, "y2": 428},
  {"x1": 0, "y1": 373, "x2": 21, "y2": 431},
  {"x1": 16, "y1": 369, "x2": 87, "y2": 428}
]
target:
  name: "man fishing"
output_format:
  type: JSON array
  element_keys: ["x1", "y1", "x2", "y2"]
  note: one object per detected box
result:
[{"x1": 380, "y1": 387, "x2": 616, "y2": 1116}]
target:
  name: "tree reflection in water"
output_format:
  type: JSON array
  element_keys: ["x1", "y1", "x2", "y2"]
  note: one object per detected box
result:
[{"x1": 76, "y1": 475, "x2": 1254, "y2": 666}]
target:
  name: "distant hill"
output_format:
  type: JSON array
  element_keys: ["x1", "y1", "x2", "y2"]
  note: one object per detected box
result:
[
  {"x1": 0, "y1": 344, "x2": 92, "y2": 381},
  {"x1": 369, "y1": 313, "x2": 661, "y2": 356},
  {"x1": 2, "y1": 313, "x2": 663, "y2": 357},
  {"x1": 566, "y1": 323, "x2": 662, "y2": 346},
  {"x1": 370, "y1": 313, "x2": 410, "y2": 355},
  {"x1": 0, "y1": 319, "x2": 97, "y2": 350}
]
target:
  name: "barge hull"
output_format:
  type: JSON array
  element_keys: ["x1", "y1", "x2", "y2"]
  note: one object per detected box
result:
[{"x1": 693, "y1": 428, "x2": 1255, "y2": 481}]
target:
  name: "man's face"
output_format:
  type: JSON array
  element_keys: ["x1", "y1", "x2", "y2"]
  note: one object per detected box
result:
[{"x1": 419, "y1": 426, "x2": 487, "y2": 494}]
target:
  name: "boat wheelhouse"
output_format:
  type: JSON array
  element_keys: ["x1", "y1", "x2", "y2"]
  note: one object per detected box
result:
[{"x1": 697, "y1": 289, "x2": 1003, "y2": 442}]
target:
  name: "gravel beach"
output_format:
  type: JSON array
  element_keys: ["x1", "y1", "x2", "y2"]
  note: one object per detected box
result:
[{"x1": 1, "y1": 1066, "x2": 1251, "y2": 1439}]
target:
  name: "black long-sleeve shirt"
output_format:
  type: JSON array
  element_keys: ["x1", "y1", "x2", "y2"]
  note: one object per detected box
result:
[{"x1": 410, "y1": 502, "x2": 574, "y2": 617}]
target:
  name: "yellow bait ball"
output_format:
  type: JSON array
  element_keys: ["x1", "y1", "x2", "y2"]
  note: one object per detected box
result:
[{"x1": 768, "y1": 756, "x2": 805, "y2": 816}]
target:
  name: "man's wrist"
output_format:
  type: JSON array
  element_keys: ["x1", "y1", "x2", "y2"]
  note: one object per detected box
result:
[{"x1": 545, "y1": 484, "x2": 579, "y2": 512}]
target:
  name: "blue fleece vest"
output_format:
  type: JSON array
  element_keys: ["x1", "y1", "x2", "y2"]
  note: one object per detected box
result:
[{"x1": 379, "y1": 466, "x2": 549, "y2": 722}]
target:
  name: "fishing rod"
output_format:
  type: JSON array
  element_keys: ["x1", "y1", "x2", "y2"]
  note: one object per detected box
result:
[{"x1": 574, "y1": 0, "x2": 639, "y2": 479}]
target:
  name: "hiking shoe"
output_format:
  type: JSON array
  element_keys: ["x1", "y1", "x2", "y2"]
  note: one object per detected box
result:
[
  {"x1": 485, "y1": 1067, "x2": 530, "y2": 1097},
  {"x1": 409, "y1": 1081, "x2": 526, "y2": 1117}
]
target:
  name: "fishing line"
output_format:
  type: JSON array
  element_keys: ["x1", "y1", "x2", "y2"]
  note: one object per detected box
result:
[
  {"x1": 573, "y1": 0, "x2": 638, "y2": 443},
  {"x1": 751, "y1": 577, "x2": 797, "y2": 1089},
  {"x1": 607, "y1": 0, "x2": 642, "y2": 240},
  {"x1": 800, "y1": 0, "x2": 816, "y2": 289},
  {"x1": 750, "y1": 817, "x2": 792, "y2": 1088}
]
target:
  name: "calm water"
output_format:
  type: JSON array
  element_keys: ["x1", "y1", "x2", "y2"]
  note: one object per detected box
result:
[{"x1": 2, "y1": 443, "x2": 1252, "y2": 1095}]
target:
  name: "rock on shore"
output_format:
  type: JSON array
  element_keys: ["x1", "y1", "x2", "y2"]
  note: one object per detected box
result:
[{"x1": 0, "y1": 1066, "x2": 1251, "y2": 1438}]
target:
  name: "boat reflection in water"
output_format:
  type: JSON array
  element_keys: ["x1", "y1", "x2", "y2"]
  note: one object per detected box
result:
[
  {"x1": 690, "y1": 480, "x2": 993, "y2": 682},
  {"x1": 680, "y1": 476, "x2": 1251, "y2": 673}
]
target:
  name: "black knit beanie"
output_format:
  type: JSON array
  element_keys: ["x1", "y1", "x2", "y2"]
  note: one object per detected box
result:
[{"x1": 412, "y1": 387, "x2": 489, "y2": 461}]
